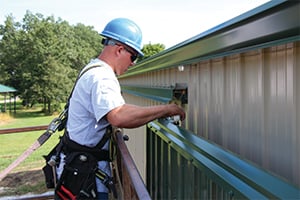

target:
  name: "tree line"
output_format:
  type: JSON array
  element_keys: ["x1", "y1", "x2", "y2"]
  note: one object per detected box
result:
[{"x1": 0, "y1": 11, "x2": 165, "y2": 114}]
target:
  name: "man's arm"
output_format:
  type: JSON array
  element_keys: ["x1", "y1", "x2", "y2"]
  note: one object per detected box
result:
[{"x1": 106, "y1": 103, "x2": 185, "y2": 128}]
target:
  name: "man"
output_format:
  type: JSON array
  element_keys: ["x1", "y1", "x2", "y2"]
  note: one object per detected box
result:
[{"x1": 56, "y1": 18, "x2": 185, "y2": 200}]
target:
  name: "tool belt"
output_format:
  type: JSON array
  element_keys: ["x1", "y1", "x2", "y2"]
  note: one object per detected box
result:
[
  {"x1": 61, "y1": 131, "x2": 112, "y2": 161},
  {"x1": 43, "y1": 126, "x2": 117, "y2": 199},
  {"x1": 55, "y1": 151, "x2": 98, "y2": 200}
]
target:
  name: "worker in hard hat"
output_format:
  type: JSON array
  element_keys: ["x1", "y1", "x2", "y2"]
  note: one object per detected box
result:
[{"x1": 54, "y1": 18, "x2": 185, "y2": 200}]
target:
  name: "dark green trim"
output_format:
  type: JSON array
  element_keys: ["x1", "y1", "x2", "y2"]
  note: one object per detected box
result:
[
  {"x1": 147, "y1": 119, "x2": 300, "y2": 199},
  {"x1": 121, "y1": 85, "x2": 174, "y2": 103},
  {"x1": 120, "y1": 1, "x2": 299, "y2": 78}
]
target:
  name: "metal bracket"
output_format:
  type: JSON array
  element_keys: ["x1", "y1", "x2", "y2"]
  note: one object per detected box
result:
[{"x1": 172, "y1": 83, "x2": 188, "y2": 104}]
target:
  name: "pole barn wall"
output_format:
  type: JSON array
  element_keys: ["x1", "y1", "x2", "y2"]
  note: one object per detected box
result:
[{"x1": 119, "y1": 1, "x2": 300, "y2": 188}]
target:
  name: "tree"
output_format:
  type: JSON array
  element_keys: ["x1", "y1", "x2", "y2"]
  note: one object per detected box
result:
[
  {"x1": 138, "y1": 43, "x2": 165, "y2": 62},
  {"x1": 0, "y1": 11, "x2": 103, "y2": 113}
]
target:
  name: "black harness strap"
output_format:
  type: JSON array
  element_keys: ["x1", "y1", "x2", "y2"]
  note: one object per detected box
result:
[
  {"x1": 67, "y1": 64, "x2": 102, "y2": 104},
  {"x1": 59, "y1": 63, "x2": 113, "y2": 161},
  {"x1": 62, "y1": 130, "x2": 111, "y2": 161}
]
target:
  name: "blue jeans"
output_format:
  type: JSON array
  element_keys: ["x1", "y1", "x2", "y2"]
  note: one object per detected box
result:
[
  {"x1": 97, "y1": 192, "x2": 108, "y2": 200},
  {"x1": 55, "y1": 192, "x2": 108, "y2": 200}
]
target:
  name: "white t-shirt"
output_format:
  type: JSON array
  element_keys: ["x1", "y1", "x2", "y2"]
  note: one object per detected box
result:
[{"x1": 57, "y1": 58, "x2": 125, "y2": 193}]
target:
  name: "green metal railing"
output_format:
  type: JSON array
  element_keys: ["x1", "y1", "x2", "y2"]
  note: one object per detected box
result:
[{"x1": 146, "y1": 119, "x2": 300, "y2": 199}]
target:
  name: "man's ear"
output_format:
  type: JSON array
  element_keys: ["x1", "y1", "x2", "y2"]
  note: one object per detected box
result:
[{"x1": 115, "y1": 45, "x2": 125, "y2": 59}]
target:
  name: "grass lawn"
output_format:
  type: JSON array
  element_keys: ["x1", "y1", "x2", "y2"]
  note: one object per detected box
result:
[
  {"x1": 0, "y1": 103, "x2": 64, "y2": 196},
  {"x1": 0, "y1": 108, "x2": 63, "y2": 172}
]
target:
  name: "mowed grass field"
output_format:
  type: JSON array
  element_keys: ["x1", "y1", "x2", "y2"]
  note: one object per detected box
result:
[
  {"x1": 0, "y1": 102, "x2": 64, "y2": 196},
  {"x1": 0, "y1": 110, "x2": 62, "y2": 173}
]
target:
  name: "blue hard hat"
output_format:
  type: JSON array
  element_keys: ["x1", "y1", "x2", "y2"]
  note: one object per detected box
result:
[{"x1": 100, "y1": 18, "x2": 144, "y2": 56}]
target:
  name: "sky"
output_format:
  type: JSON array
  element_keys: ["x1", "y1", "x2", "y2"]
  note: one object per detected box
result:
[{"x1": 0, "y1": 0, "x2": 270, "y2": 48}]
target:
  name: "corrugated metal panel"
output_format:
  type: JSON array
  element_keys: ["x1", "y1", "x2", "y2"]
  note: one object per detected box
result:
[
  {"x1": 121, "y1": 41, "x2": 300, "y2": 188},
  {"x1": 119, "y1": 0, "x2": 300, "y2": 189}
]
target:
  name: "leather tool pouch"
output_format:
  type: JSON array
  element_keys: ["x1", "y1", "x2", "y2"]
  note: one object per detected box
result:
[{"x1": 55, "y1": 152, "x2": 98, "y2": 200}]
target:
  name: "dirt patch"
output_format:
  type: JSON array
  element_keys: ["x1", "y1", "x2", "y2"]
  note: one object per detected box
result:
[
  {"x1": 0, "y1": 169, "x2": 49, "y2": 197},
  {"x1": 0, "y1": 170, "x2": 43, "y2": 187}
]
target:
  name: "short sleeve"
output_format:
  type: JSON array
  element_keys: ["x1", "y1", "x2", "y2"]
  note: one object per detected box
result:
[{"x1": 91, "y1": 74, "x2": 125, "y2": 121}]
